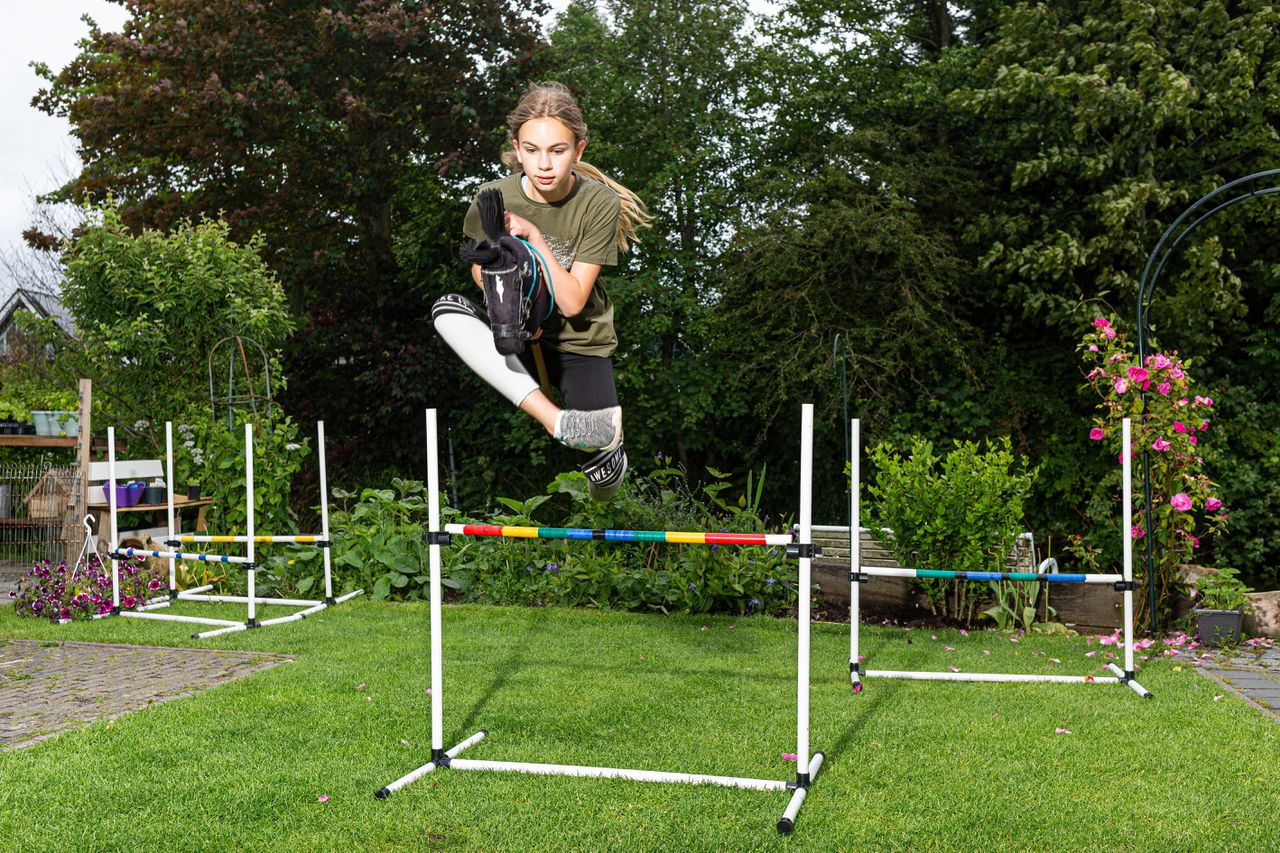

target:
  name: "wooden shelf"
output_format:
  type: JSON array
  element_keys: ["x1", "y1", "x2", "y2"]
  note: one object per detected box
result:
[{"x1": 0, "y1": 435, "x2": 114, "y2": 449}]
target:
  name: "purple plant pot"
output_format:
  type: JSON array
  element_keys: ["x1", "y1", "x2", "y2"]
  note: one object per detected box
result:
[{"x1": 103, "y1": 482, "x2": 146, "y2": 507}]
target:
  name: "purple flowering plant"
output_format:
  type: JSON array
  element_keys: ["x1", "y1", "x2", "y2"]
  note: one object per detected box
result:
[
  {"x1": 9, "y1": 554, "x2": 163, "y2": 622},
  {"x1": 1080, "y1": 316, "x2": 1227, "y2": 624}
]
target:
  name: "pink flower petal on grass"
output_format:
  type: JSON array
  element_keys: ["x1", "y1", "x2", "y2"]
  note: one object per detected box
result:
[
  {"x1": 356, "y1": 683, "x2": 366, "y2": 691},
  {"x1": 944, "y1": 645, "x2": 955, "y2": 651},
  {"x1": 1048, "y1": 658, "x2": 1061, "y2": 664},
  {"x1": 1055, "y1": 728, "x2": 1072, "y2": 735},
  {"x1": 948, "y1": 665, "x2": 960, "y2": 673},
  {"x1": 982, "y1": 649, "x2": 991, "y2": 655},
  {"x1": 318, "y1": 795, "x2": 330, "y2": 803},
  {"x1": 960, "y1": 629, "x2": 969, "y2": 636},
  {"x1": 782, "y1": 752, "x2": 797, "y2": 761},
  {"x1": 1085, "y1": 651, "x2": 1097, "y2": 657}
]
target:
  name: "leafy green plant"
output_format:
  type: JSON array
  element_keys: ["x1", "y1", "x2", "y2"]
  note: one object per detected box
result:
[
  {"x1": 866, "y1": 435, "x2": 1038, "y2": 626},
  {"x1": 1190, "y1": 567, "x2": 1252, "y2": 613},
  {"x1": 329, "y1": 478, "x2": 446, "y2": 601}
]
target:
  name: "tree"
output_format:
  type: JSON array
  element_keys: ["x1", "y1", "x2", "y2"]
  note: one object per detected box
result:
[
  {"x1": 31, "y1": 0, "x2": 546, "y2": 481},
  {"x1": 952, "y1": 0, "x2": 1280, "y2": 575},
  {"x1": 50, "y1": 204, "x2": 293, "y2": 455}
]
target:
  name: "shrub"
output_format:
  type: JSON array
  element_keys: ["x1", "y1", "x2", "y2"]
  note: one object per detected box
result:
[{"x1": 866, "y1": 435, "x2": 1038, "y2": 626}]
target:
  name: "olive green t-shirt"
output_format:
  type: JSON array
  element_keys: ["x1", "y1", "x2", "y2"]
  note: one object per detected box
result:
[{"x1": 464, "y1": 171, "x2": 621, "y2": 357}]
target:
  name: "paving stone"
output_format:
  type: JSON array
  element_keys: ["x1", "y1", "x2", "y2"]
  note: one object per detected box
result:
[{"x1": 0, "y1": 638, "x2": 291, "y2": 751}]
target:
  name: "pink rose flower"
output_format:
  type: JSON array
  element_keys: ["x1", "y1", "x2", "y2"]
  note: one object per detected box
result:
[
  {"x1": 1173, "y1": 421, "x2": 1186, "y2": 433},
  {"x1": 1152, "y1": 438, "x2": 1171, "y2": 451},
  {"x1": 1131, "y1": 525, "x2": 1145, "y2": 540},
  {"x1": 1128, "y1": 367, "x2": 1148, "y2": 383},
  {"x1": 1114, "y1": 378, "x2": 1128, "y2": 394},
  {"x1": 1189, "y1": 435, "x2": 1198, "y2": 445},
  {"x1": 1170, "y1": 368, "x2": 1184, "y2": 380},
  {"x1": 1170, "y1": 492, "x2": 1192, "y2": 512},
  {"x1": 1103, "y1": 327, "x2": 1116, "y2": 340},
  {"x1": 1088, "y1": 344, "x2": 1099, "y2": 352},
  {"x1": 1200, "y1": 421, "x2": 1209, "y2": 431},
  {"x1": 1157, "y1": 383, "x2": 1171, "y2": 395},
  {"x1": 1206, "y1": 497, "x2": 1222, "y2": 511},
  {"x1": 1093, "y1": 317, "x2": 1111, "y2": 328},
  {"x1": 1150, "y1": 354, "x2": 1172, "y2": 369},
  {"x1": 1089, "y1": 428, "x2": 1105, "y2": 440}
]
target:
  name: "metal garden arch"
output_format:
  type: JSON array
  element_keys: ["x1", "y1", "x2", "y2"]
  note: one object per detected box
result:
[{"x1": 1135, "y1": 168, "x2": 1280, "y2": 631}]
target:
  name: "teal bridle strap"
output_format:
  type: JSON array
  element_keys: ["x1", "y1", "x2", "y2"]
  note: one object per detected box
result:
[{"x1": 516, "y1": 238, "x2": 556, "y2": 321}]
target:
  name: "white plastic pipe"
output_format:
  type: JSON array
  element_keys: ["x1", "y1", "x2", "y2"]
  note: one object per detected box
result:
[
  {"x1": 246, "y1": 423, "x2": 256, "y2": 626},
  {"x1": 778, "y1": 753, "x2": 824, "y2": 834},
  {"x1": 165, "y1": 421, "x2": 177, "y2": 593},
  {"x1": 866, "y1": 669, "x2": 1121, "y2": 684},
  {"x1": 111, "y1": 548, "x2": 252, "y2": 564},
  {"x1": 121, "y1": 611, "x2": 240, "y2": 627},
  {"x1": 319, "y1": 421, "x2": 333, "y2": 602},
  {"x1": 796, "y1": 403, "x2": 813, "y2": 779},
  {"x1": 427, "y1": 409, "x2": 444, "y2": 753},
  {"x1": 1107, "y1": 662, "x2": 1151, "y2": 697},
  {"x1": 376, "y1": 730, "x2": 488, "y2": 798},
  {"x1": 1122, "y1": 418, "x2": 1134, "y2": 676},
  {"x1": 196, "y1": 623, "x2": 250, "y2": 638},
  {"x1": 850, "y1": 419, "x2": 860, "y2": 689},
  {"x1": 108, "y1": 427, "x2": 120, "y2": 611},
  {"x1": 448, "y1": 759, "x2": 790, "y2": 792},
  {"x1": 178, "y1": 535, "x2": 323, "y2": 543},
  {"x1": 334, "y1": 589, "x2": 364, "y2": 603},
  {"x1": 177, "y1": 594, "x2": 322, "y2": 607}
]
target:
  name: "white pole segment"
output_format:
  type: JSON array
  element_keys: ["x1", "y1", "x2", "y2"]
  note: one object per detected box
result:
[
  {"x1": 796, "y1": 403, "x2": 813, "y2": 779},
  {"x1": 108, "y1": 427, "x2": 120, "y2": 611},
  {"x1": 376, "y1": 731, "x2": 488, "y2": 798},
  {"x1": 866, "y1": 669, "x2": 1121, "y2": 684},
  {"x1": 246, "y1": 423, "x2": 256, "y2": 626},
  {"x1": 427, "y1": 409, "x2": 444, "y2": 754},
  {"x1": 778, "y1": 754, "x2": 824, "y2": 835},
  {"x1": 165, "y1": 421, "x2": 177, "y2": 593},
  {"x1": 447, "y1": 760, "x2": 789, "y2": 792},
  {"x1": 1107, "y1": 662, "x2": 1152, "y2": 697},
  {"x1": 197, "y1": 623, "x2": 251, "y2": 638},
  {"x1": 850, "y1": 419, "x2": 861, "y2": 690},
  {"x1": 319, "y1": 420, "x2": 333, "y2": 602},
  {"x1": 177, "y1": 594, "x2": 325, "y2": 607},
  {"x1": 1122, "y1": 418, "x2": 1134, "y2": 676},
  {"x1": 120, "y1": 611, "x2": 240, "y2": 627},
  {"x1": 334, "y1": 589, "x2": 363, "y2": 603}
]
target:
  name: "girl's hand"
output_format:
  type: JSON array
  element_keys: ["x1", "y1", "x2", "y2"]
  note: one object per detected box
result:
[{"x1": 505, "y1": 211, "x2": 541, "y2": 241}]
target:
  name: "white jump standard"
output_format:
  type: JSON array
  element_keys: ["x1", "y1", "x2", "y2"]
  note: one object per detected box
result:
[
  {"x1": 846, "y1": 417, "x2": 1151, "y2": 698},
  {"x1": 104, "y1": 420, "x2": 362, "y2": 638},
  {"x1": 377, "y1": 406, "x2": 826, "y2": 835}
]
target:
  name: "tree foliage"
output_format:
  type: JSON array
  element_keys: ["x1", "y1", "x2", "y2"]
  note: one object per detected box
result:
[{"x1": 51, "y1": 204, "x2": 293, "y2": 454}]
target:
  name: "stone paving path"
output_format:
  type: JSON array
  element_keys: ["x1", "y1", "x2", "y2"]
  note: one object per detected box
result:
[
  {"x1": 0, "y1": 638, "x2": 292, "y2": 750},
  {"x1": 1196, "y1": 643, "x2": 1280, "y2": 721}
]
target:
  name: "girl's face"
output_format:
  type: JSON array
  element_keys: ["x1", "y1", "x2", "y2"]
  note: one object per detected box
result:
[{"x1": 513, "y1": 117, "x2": 586, "y2": 203}]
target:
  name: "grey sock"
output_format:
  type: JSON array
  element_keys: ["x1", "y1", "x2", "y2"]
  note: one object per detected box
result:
[{"x1": 556, "y1": 406, "x2": 622, "y2": 452}]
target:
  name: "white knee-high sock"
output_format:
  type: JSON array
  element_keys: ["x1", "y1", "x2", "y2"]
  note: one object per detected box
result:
[{"x1": 433, "y1": 303, "x2": 538, "y2": 407}]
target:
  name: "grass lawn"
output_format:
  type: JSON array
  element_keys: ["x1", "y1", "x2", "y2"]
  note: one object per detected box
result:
[{"x1": 1, "y1": 599, "x2": 1277, "y2": 851}]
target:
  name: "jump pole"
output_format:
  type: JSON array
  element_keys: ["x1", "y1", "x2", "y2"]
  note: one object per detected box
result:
[
  {"x1": 377, "y1": 405, "x2": 825, "y2": 835},
  {"x1": 848, "y1": 417, "x2": 1151, "y2": 697}
]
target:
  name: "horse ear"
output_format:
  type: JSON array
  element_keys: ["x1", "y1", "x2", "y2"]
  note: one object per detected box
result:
[{"x1": 476, "y1": 188, "x2": 506, "y2": 240}]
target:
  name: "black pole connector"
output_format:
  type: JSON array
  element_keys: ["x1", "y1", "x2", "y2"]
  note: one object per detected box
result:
[
  {"x1": 246, "y1": 618, "x2": 260, "y2": 628},
  {"x1": 777, "y1": 817, "x2": 795, "y2": 835},
  {"x1": 849, "y1": 572, "x2": 868, "y2": 583},
  {"x1": 430, "y1": 747, "x2": 451, "y2": 768},
  {"x1": 325, "y1": 597, "x2": 336, "y2": 605},
  {"x1": 425, "y1": 531, "x2": 452, "y2": 546},
  {"x1": 850, "y1": 661, "x2": 865, "y2": 677},
  {"x1": 786, "y1": 543, "x2": 820, "y2": 560},
  {"x1": 374, "y1": 787, "x2": 391, "y2": 799},
  {"x1": 795, "y1": 772, "x2": 811, "y2": 788},
  {"x1": 1114, "y1": 580, "x2": 1137, "y2": 592},
  {"x1": 164, "y1": 539, "x2": 181, "y2": 548},
  {"x1": 316, "y1": 540, "x2": 331, "y2": 548}
]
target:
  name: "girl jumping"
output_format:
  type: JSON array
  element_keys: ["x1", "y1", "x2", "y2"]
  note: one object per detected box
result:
[{"x1": 432, "y1": 82, "x2": 651, "y2": 500}]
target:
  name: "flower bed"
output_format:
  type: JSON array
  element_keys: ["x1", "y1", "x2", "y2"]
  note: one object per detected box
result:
[{"x1": 8, "y1": 555, "x2": 163, "y2": 621}]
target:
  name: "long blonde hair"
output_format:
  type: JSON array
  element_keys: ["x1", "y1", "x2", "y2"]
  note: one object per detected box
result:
[{"x1": 501, "y1": 81, "x2": 652, "y2": 252}]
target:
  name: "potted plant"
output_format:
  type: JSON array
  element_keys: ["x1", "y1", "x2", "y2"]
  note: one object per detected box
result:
[{"x1": 1190, "y1": 567, "x2": 1252, "y2": 647}]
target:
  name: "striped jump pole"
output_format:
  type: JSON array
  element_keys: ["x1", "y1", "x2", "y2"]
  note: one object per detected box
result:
[
  {"x1": 377, "y1": 406, "x2": 825, "y2": 836},
  {"x1": 847, "y1": 417, "x2": 1151, "y2": 697}
]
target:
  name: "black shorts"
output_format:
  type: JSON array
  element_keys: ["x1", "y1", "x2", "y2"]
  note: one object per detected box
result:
[{"x1": 518, "y1": 344, "x2": 618, "y2": 411}]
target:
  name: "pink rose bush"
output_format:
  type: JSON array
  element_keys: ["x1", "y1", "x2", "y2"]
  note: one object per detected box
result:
[{"x1": 1080, "y1": 316, "x2": 1227, "y2": 626}]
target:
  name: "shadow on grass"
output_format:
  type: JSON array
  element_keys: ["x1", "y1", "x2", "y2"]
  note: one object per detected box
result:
[{"x1": 450, "y1": 606, "x2": 550, "y2": 740}]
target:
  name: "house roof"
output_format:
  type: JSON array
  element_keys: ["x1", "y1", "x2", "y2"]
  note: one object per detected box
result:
[{"x1": 0, "y1": 287, "x2": 74, "y2": 338}]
